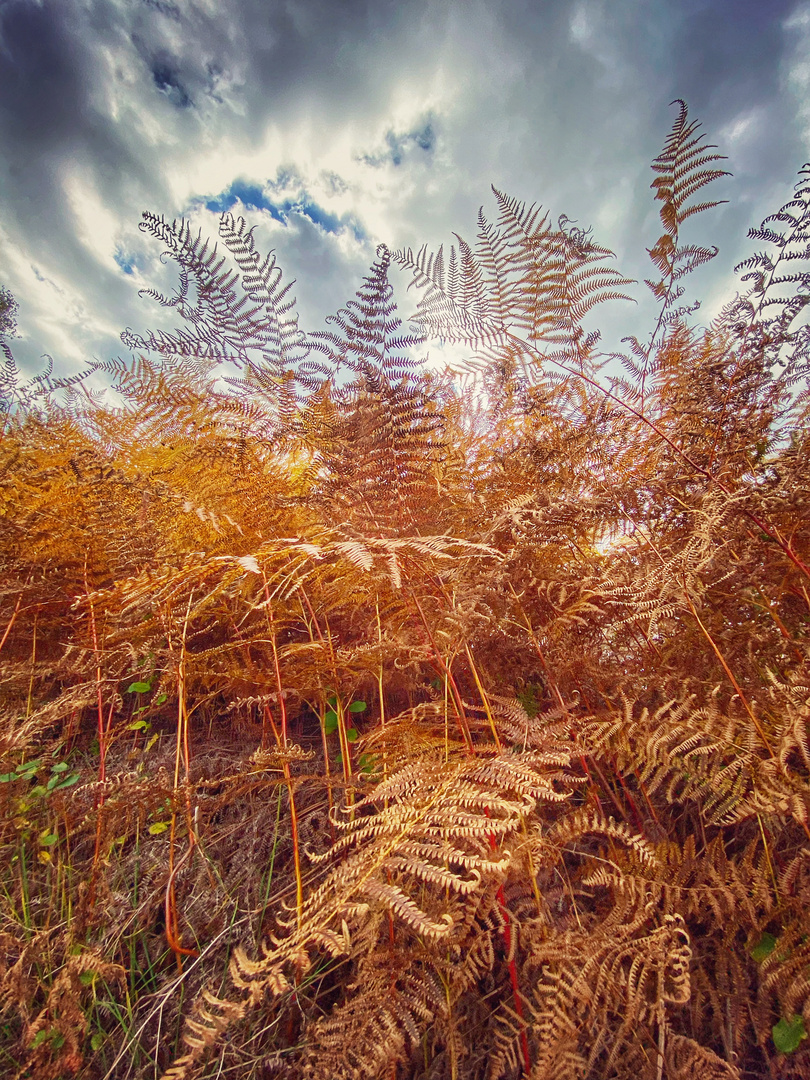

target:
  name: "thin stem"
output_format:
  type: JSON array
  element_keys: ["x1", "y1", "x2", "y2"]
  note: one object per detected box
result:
[
  {"x1": 409, "y1": 590, "x2": 473, "y2": 753},
  {"x1": 0, "y1": 592, "x2": 22, "y2": 654},
  {"x1": 464, "y1": 644, "x2": 501, "y2": 752},
  {"x1": 682, "y1": 586, "x2": 775, "y2": 757},
  {"x1": 262, "y1": 570, "x2": 303, "y2": 923}
]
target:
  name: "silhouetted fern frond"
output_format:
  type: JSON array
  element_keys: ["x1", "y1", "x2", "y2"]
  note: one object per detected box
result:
[
  {"x1": 305, "y1": 246, "x2": 444, "y2": 533},
  {"x1": 394, "y1": 188, "x2": 633, "y2": 382},
  {"x1": 727, "y1": 163, "x2": 810, "y2": 407},
  {"x1": 122, "y1": 211, "x2": 310, "y2": 390}
]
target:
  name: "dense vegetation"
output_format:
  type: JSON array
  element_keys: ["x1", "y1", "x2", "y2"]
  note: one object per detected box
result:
[{"x1": 1, "y1": 102, "x2": 809, "y2": 1080}]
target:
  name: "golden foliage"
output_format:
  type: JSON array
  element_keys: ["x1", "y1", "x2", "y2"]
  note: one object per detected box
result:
[{"x1": 0, "y1": 102, "x2": 809, "y2": 1079}]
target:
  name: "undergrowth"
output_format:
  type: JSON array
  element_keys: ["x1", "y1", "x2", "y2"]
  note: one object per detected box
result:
[{"x1": 1, "y1": 101, "x2": 809, "y2": 1079}]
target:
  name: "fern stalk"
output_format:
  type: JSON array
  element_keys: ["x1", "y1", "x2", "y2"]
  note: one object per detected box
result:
[
  {"x1": 262, "y1": 570, "x2": 304, "y2": 924},
  {"x1": 409, "y1": 590, "x2": 473, "y2": 753},
  {"x1": 0, "y1": 592, "x2": 22, "y2": 653}
]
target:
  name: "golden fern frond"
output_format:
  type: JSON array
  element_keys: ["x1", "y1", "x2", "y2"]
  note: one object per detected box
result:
[
  {"x1": 526, "y1": 903, "x2": 692, "y2": 1075},
  {"x1": 302, "y1": 954, "x2": 444, "y2": 1079},
  {"x1": 161, "y1": 990, "x2": 246, "y2": 1080},
  {"x1": 665, "y1": 1033, "x2": 741, "y2": 1079},
  {"x1": 491, "y1": 189, "x2": 634, "y2": 350},
  {"x1": 621, "y1": 99, "x2": 730, "y2": 401},
  {"x1": 545, "y1": 806, "x2": 660, "y2": 871},
  {"x1": 650, "y1": 99, "x2": 730, "y2": 236},
  {"x1": 727, "y1": 163, "x2": 810, "y2": 420},
  {"x1": 212, "y1": 747, "x2": 579, "y2": 1072}
]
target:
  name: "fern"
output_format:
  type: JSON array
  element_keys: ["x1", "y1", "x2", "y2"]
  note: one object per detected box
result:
[
  {"x1": 1, "y1": 101, "x2": 809, "y2": 1080},
  {"x1": 121, "y1": 210, "x2": 310, "y2": 391},
  {"x1": 305, "y1": 245, "x2": 443, "y2": 534}
]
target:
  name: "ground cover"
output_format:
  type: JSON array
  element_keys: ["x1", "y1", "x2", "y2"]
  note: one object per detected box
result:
[{"x1": 1, "y1": 102, "x2": 809, "y2": 1079}]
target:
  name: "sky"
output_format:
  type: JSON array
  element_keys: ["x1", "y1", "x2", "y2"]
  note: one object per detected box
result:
[{"x1": 0, "y1": 0, "x2": 809, "y2": 385}]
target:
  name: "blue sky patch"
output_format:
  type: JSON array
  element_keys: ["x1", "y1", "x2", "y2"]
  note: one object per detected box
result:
[
  {"x1": 114, "y1": 250, "x2": 135, "y2": 275},
  {"x1": 114, "y1": 248, "x2": 153, "y2": 276},
  {"x1": 298, "y1": 201, "x2": 341, "y2": 235},
  {"x1": 201, "y1": 182, "x2": 366, "y2": 241},
  {"x1": 360, "y1": 116, "x2": 438, "y2": 168},
  {"x1": 205, "y1": 182, "x2": 285, "y2": 220},
  {"x1": 412, "y1": 122, "x2": 435, "y2": 153}
]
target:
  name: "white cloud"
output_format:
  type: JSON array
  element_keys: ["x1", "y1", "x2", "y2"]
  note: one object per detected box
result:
[
  {"x1": 0, "y1": 0, "x2": 806, "y2": 383},
  {"x1": 720, "y1": 108, "x2": 764, "y2": 147},
  {"x1": 62, "y1": 159, "x2": 125, "y2": 269}
]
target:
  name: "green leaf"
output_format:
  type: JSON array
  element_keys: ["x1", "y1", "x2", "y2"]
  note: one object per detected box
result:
[
  {"x1": 128, "y1": 719, "x2": 150, "y2": 731},
  {"x1": 327, "y1": 695, "x2": 337, "y2": 709},
  {"x1": 154, "y1": 693, "x2": 167, "y2": 706},
  {"x1": 31, "y1": 1030, "x2": 50, "y2": 1049},
  {"x1": 46, "y1": 774, "x2": 62, "y2": 791},
  {"x1": 127, "y1": 681, "x2": 151, "y2": 694},
  {"x1": 53, "y1": 773, "x2": 80, "y2": 790},
  {"x1": 79, "y1": 971, "x2": 95, "y2": 986},
  {"x1": 346, "y1": 727, "x2": 359, "y2": 742},
  {"x1": 148, "y1": 821, "x2": 169, "y2": 835},
  {"x1": 773, "y1": 1015, "x2": 807, "y2": 1054},
  {"x1": 39, "y1": 832, "x2": 58, "y2": 846},
  {"x1": 348, "y1": 701, "x2": 367, "y2": 713},
  {"x1": 51, "y1": 762, "x2": 69, "y2": 774},
  {"x1": 0, "y1": 772, "x2": 17, "y2": 783},
  {"x1": 29, "y1": 785, "x2": 47, "y2": 799},
  {"x1": 751, "y1": 933, "x2": 778, "y2": 963},
  {"x1": 91, "y1": 1032, "x2": 104, "y2": 1051},
  {"x1": 324, "y1": 710, "x2": 338, "y2": 734}
]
